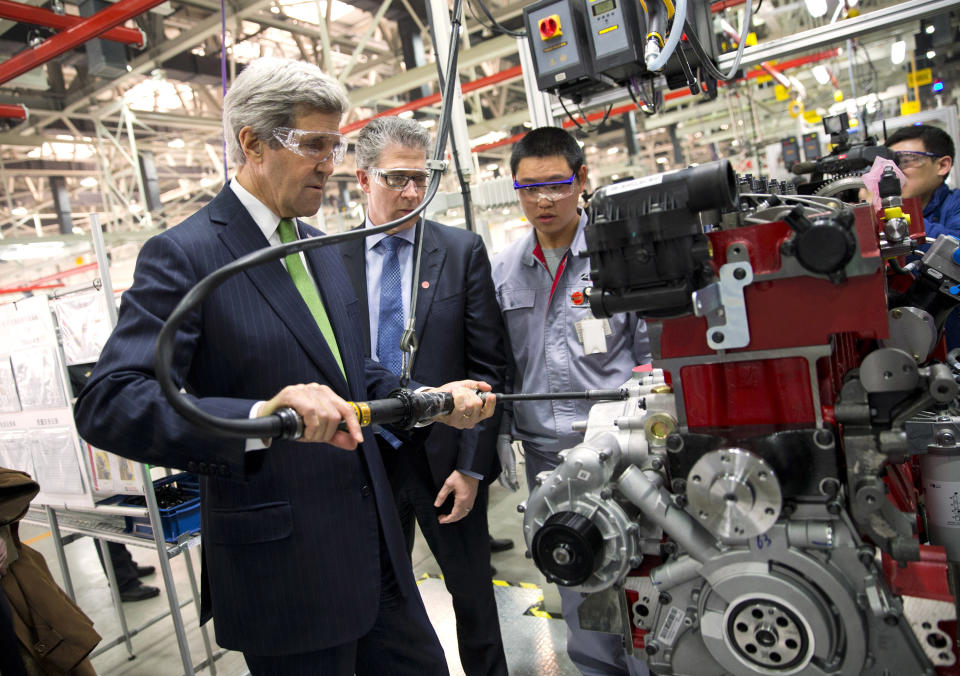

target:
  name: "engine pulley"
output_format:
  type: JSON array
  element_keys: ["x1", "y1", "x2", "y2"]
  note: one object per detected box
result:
[
  {"x1": 531, "y1": 512, "x2": 605, "y2": 586},
  {"x1": 686, "y1": 448, "x2": 782, "y2": 540}
]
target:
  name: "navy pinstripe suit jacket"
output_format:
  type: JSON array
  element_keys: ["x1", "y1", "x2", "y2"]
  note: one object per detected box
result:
[{"x1": 74, "y1": 186, "x2": 416, "y2": 655}]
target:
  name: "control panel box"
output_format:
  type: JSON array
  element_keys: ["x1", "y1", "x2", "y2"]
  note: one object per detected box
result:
[{"x1": 523, "y1": 0, "x2": 593, "y2": 96}]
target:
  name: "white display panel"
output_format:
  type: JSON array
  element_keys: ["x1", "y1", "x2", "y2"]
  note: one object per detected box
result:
[{"x1": 0, "y1": 296, "x2": 94, "y2": 508}]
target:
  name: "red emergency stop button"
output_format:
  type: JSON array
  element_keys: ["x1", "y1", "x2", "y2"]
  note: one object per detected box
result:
[{"x1": 539, "y1": 14, "x2": 562, "y2": 40}]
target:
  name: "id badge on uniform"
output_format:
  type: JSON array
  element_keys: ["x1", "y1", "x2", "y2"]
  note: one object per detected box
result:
[
  {"x1": 570, "y1": 284, "x2": 610, "y2": 354},
  {"x1": 575, "y1": 317, "x2": 611, "y2": 354}
]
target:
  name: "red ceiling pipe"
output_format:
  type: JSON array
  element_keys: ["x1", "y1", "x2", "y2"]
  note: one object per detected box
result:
[
  {"x1": 711, "y1": 0, "x2": 747, "y2": 12},
  {"x1": 341, "y1": 65, "x2": 524, "y2": 134},
  {"x1": 0, "y1": 0, "x2": 166, "y2": 86},
  {"x1": 0, "y1": 261, "x2": 102, "y2": 295},
  {"x1": 0, "y1": 283, "x2": 65, "y2": 295},
  {"x1": 473, "y1": 131, "x2": 525, "y2": 153},
  {"x1": 0, "y1": 103, "x2": 27, "y2": 120},
  {"x1": 758, "y1": 61, "x2": 792, "y2": 88},
  {"x1": 471, "y1": 48, "x2": 839, "y2": 153},
  {"x1": 0, "y1": 0, "x2": 145, "y2": 46},
  {"x1": 25, "y1": 261, "x2": 99, "y2": 286}
]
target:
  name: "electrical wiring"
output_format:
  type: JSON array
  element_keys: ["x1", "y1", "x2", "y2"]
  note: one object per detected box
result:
[
  {"x1": 557, "y1": 95, "x2": 613, "y2": 133},
  {"x1": 628, "y1": 76, "x2": 662, "y2": 115},
  {"x1": 467, "y1": 0, "x2": 525, "y2": 38},
  {"x1": 682, "y1": 0, "x2": 753, "y2": 82},
  {"x1": 558, "y1": 95, "x2": 585, "y2": 132},
  {"x1": 465, "y1": 0, "x2": 500, "y2": 36},
  {"x1": 580, "y1": 102, "x2": 613, "y2": 131}
]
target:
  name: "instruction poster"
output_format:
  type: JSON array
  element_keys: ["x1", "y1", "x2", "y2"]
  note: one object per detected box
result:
[{"x1": 0, "y1": 295, "x2": 93, "y2": 508}]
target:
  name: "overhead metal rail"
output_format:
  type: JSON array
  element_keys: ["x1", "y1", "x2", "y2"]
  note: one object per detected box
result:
[{"x1": 716, "y1": 0, "x2": 960, "y2": 70}]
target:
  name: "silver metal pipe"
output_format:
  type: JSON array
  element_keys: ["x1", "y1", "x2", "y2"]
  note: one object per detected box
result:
[
  {"x1": 616, "y1": 466, "x2": 721, "y2": 563},
  {"x1": 649, "y1": 554, "x2": 703, "y2": 590}
]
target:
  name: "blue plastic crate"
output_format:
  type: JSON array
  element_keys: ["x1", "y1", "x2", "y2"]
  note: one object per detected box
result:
[{"x1": 121, "y1": 473, "x2": 201, "y2": 543}]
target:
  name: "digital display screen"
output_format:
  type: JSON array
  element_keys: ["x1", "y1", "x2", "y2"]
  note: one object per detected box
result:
[{"x1": 592, "y1": 0, "x2": 616, "y2": 16}]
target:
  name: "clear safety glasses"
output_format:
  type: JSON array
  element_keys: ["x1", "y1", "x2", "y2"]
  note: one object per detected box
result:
[
  {"x1": 371, "y1": 168, "x2": 430, "y2": 192},
  {"x1": 893, "y1": 150, "x2": 940, "y2": 169},
  {"x1": 513, "y1": 172, "x2": 578, "y2": 202},
  {"x1": 272, "y1": 127, "x2": 347, "y2": 165}
]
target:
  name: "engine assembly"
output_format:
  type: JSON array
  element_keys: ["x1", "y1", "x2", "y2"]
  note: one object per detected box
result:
[{"x1": 522, "y1": 158, "x2": 960, "y2": 675}]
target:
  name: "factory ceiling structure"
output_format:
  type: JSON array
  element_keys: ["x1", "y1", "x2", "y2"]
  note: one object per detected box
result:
[{"x1": 0, "y1": 0, "x2": 957, "y2": 290}]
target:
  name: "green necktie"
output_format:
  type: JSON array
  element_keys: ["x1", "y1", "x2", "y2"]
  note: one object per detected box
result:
[{"x1": 277, "y1": 218, "x2": 346, "y2": 381}]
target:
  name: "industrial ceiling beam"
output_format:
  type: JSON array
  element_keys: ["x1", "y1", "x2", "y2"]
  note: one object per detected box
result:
[
  {"x1": 348, "y1": 33, "x2": 518, "y2": 106},
  {"x1": 342, "y1": 64, "x2": 522, "y2": 134},
  {"x1": 24, "y1": 0, "x2": 274, "y2": 133},
  {"x1": 0, "y1": 0, "x2": 168, "y2": 85},
  {"x1": 337, "y1": 0, "x2": 393, "y2": 83},
  {"x1": 0, "y1": 0, "x2": 146, "y2": 46},
  {"x1": 173, "y1": 0, "x2": 391, "y2": 53}
]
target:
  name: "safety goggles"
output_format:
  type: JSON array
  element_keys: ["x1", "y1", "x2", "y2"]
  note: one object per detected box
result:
[
  {"x1": 370, "y1": 168, "x2": 430, "y2": 191},
  {"x1": 513, "y1": 171, "x2": 578, "y2": 202},
  {"x1": 271, "y1": 127, "x2": 347, "y2": 165},
  {"x1": 893, "y1": 149, "x2": 940, "y2": 169}
]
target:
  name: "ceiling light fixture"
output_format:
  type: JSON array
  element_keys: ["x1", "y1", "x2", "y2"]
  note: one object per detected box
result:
[
  {"x1": 891, "y1": 39, "x2": 906, "y2": 65},
  {"x1": 804, "y1": 0, "x2": 828, "y2": 18}
]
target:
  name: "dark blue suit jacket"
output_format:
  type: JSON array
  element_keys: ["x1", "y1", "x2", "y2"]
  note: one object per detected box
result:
[
  {"x1": 339, "y1": 220, "x2": 507, "y2": 489},
  {"x1": 74, "y1": 186, "x2": 415, "y2": 655}
]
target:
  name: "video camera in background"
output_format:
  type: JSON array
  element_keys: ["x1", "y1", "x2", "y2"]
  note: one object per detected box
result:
[
  {"x1": 789, "y1": 112, "x2": 895, "y2": 198},
  {"x1": 522, "y1": 0, "x2": 719, "y2": 105}
]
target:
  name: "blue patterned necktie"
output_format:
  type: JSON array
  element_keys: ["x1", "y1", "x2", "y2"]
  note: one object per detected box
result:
[{"x1": 377, "y1": 236, "x2": 405, "y2": 375}]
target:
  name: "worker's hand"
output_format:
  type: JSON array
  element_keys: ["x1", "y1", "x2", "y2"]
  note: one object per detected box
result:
[
  {"x1": 0, "y1": 537, "x2": 8, "y2": 576},
  {"x1": 434, "y1": 470, "x2": 479, "y2": 524},
  {"x1": 431, "y1": 380, "x2": 495, "y2": 429},
  {"x1": 260, "y1": 383, "x2": 363, "y2": 449},
  {"x1": 497, "y1": 435, "x2": 520, "y2": 492}
]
